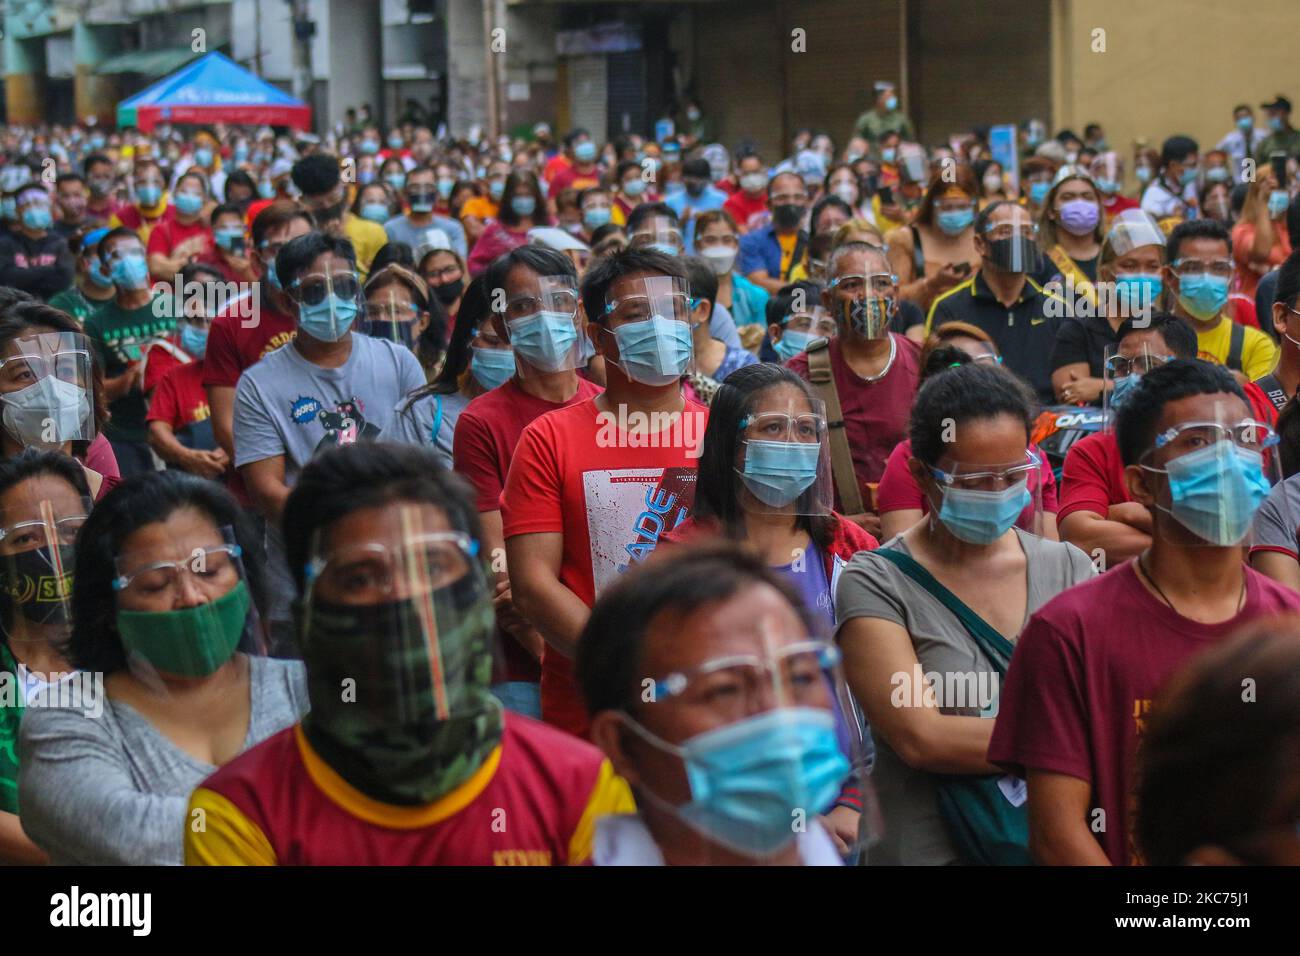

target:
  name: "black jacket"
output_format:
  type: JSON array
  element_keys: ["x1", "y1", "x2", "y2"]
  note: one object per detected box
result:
[{"x1": 0, "y1": 230, "x2": 75, "y2": 301}]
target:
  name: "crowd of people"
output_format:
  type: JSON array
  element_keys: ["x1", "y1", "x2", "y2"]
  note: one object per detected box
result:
[{"x1": 2, "y1": 84, "x2": 1300, "y2": 867}]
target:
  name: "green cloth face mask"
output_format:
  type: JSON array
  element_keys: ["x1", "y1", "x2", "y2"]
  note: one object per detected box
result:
[{"x1": 116, "y1": 579, "x2": 251, "y2": 678}]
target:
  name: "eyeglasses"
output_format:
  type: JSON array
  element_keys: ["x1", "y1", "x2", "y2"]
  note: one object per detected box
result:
[
  {"x1": 983, "y1": 223, "x2": 1037, "y2": 240},
  {"x1": 365, "y1": 301, "x2": 420, "y2": 322},
  {"x1": 305, "y1": 533, "x2": 479, "y2": 604},
  {"x1": 604, "y1": 292, "x2": 692, "y2": 324},
  {"x1": 783, "y1": 312, "x2": 839, "y2": 336},
  {"x1": 0, "y1": 515, "x2": 86, "y2": 550},
  {"x1": 290, "y1": 271, "x2": 361, "y2": 307},
  {"x1": 828, "y1": 273, "x2": 895, "y2": 296},
  {"x1": 502, "y1": 289, "x2": 579, "y2": 322},
  {"x1": 424, "y1": 265, "x2": 462, "y2": 282},
  {"x1": 107, "y1": 245, "x2": 146, "y2": 261},
  {"x1": 1104, "y1": 353, "x2": 1174, "y2": 378},
  {"x1": 0, "y1": 348, "x2": 90, "y2": 387},
  {"x1": 1172, "y1": 258, "x2": 1234, "y2": 278},
  {"x1": 1151, "y1": 420, "x2": 1278, "y2": 455},
  {"x1": 646, "y1": 641, "x2": 840, "y2": 719},
  {"x1": 930, "y1": 451, "x2": 1041, "y2": 492},
  {"x1": 112, "y1": 544, "x2": 243, "y2": 596},
  {"x1": 739, "y1": 412, "x2": 824, "y2": 443}
]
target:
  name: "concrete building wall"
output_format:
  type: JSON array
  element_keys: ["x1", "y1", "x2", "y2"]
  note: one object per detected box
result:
[{"x1": 1051, "y1": 0, "x2": 1300, "y2": 181}]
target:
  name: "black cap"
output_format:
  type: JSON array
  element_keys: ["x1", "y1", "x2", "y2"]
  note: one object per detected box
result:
[{"x1": 1262, "y1": 95, "x2": 1293, "y2": 113}]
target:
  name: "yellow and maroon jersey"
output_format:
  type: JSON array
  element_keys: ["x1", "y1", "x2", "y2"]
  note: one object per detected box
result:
[{"x1": 185, "y1": 712, "x2": 633, "y2": 866}]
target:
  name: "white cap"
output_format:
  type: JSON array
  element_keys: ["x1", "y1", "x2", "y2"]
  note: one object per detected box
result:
[{"x1": 528, "y1": 226, "x2": 589, "y2": 253}]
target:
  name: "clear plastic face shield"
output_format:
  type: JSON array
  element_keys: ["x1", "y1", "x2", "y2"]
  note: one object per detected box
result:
[
  {"x1": 736, "y1": 391, "x2": 833, "y2": 517},
  {"x1": 773, "y1": 304, "x2": 837, "y2": 363},
  {"x1": 111, "y1": 525, "x2": 264, "y2": 692},
  {"x1": 289, "y1": 269, "x2": 363, "y2": 342},
  {"x1": 1102, "y1": 342, "x2": 1174, "y2": 429},
  {"x1": 827, "y1": 269, "x2": 896, "y2": 341},
  {"x1": 628, "y1": 216, "x2": 684, "y2": 257},
  {"x1": 499, "y1": 273, "x2": 592, "y2": 376},
  {"x1": 621, "y1": 610, "x2": 879, "y2": 863},
  {"x1": 297, "y1": 503, "x2": 502, "y2": 803},
  {"x1": 896, "y1": 143, "x2": 928, "y2": 187},
  {"x1": 1090, "y1": 151, "x2": 1124, "y2": 195},
  {"x1": 980, "y1": 205, "x2": 1041, "y2": 275},
  {"x1": 602, "y1": 274, "x2": 694, "y2": 386},
  {"x1": 1101, "y1": 209, "x2": 1166, "y2": 323},
  {"x1": 0, "y1": 491, "x2": 90, "y2": 662},
  {"x1": 1136, "y1": 398, "x2": 1278, "y2": 549},
  {"x1": 921, "y1": 446, "x2": 1046, "y2": 544},
  {"x1": 361, "y1": 281, "x2": 427, "y2": 351},
  {"x1": 0, "y1": 331, "x2": 95, "y2": 451}
]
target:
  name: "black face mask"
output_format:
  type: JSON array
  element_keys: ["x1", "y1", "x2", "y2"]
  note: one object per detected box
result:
[
  {"x1": 432, "y1": 278, "x2": 464, "y2": 305},
  {"x1": 986, "y1": 236, "x2": 1041, "y2": 274},
  {"x1": 315, "y1": 196, "x2": 348, "y2": 225},
  {"x1": 0, "y1": 545, "x2": 74, "y2": 628},
  {"x1": 773, "y1": 203, "x2": 805, "y2": 230}
]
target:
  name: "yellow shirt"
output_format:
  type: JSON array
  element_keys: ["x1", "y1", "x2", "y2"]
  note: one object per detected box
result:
[
  {"x1": 343, "y1": 214, "x2": 389, "y2": 281},
  {"x1": 1195, "y1": 316, "x2": 1279, "y2": 380},
  {"x1": 778, "y1": 231, "x2": 799, "y2": 279}
]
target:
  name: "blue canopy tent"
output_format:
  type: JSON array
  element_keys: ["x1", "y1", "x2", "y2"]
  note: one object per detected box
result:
[{"x1": 116, "y1": 52, "x2": 311, "y2": 131}]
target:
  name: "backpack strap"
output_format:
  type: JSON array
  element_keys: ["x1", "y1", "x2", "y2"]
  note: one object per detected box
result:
[
  {"x1": 1255, "y1": 372, "x2": 1290, "y2": 413},
  {"x1": 874, "y1": 548, "x2": 1015, "y2": 673},
  {"x1": 806, "y1": 338, "x2": 865, "y2": 515},
  {"x1": 1227, "y1": 320, "x2": 1246, "y2": 372}
]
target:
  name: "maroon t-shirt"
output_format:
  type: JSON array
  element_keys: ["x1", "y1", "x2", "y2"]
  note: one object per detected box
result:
[
  {"x1": 988, "y1": 560, "x2": 1300, "y2": 865},
  {"x1": 453, "y1": 374, "x2": 603, "y2": 685},
  {"x1": 785, "y1": 333, "x2": 920, "y2": 510}
]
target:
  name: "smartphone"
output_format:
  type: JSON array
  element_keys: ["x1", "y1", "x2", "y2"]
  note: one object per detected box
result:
[
  {"x1": 1272, "y1": 152, "x2": 1288, "y2": 189},
  {"x1": 229, "y1": 236, "x2": 246, "y2": 256},
  {"x1": 877, "y1": 185, "x2": 896, "y2": 207}
]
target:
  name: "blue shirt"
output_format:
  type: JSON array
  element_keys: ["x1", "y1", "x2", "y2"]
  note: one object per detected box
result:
[
  {"x1": 739, "y1": 224, "x2": 790, "y2": 280},
  {"x1": 666, "y1": 186, "x2": 728, "y2": 253}
]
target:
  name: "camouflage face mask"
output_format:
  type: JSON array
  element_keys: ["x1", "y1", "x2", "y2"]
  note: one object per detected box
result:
[{"x1": 297, "y1": 578, "x2": 502, "y2": 806}]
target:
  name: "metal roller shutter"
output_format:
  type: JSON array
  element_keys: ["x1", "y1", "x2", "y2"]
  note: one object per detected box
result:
[
  {"x1": 691, "y1": 1, "x2": 786, "y2": 160},
  {"x1": 567, "y1": 54, "x2": 608, "y2": 144}
]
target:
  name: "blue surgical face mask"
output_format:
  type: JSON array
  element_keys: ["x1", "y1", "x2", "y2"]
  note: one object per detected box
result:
[
  {"x1": 174, "y1": 192, "x2": 204, "y2": 216},
  {"x1": 180, "y1": 322, "x2": 209, "y2": 358},
  {"x1": 136, "y1": 184, "x2": 162, "y2": 207},
  {"x1": 574, "y1": 141, "x2": 598, "y2": 163},
  {"x1": 1158, "y1": 443, "x2": 1270, "y2": 545},
  {"x1": 623, "y1": 178, "x2": 647, "y2": 197},
  {"x1": 297, "y1": 295, "x2": 358, "y2": 342},
  {"x1": 470, "y1": 346, "x2": 515, "y2": 390},
  {"x1": 885, "y1": 95, "x2": 898, "y2": 111},
  {"x1": 386, "y1": 173, "x2": 407, "y2": 192},
  {"x1": 360, "y1": 202, "x2": 390, "y2": 224},
  {"x1": 1179, "y1": 165, "x2": 1199, "y2": 186},
  {"x1": 110, "y1": 253, "x2": 150, "y2": 290},
  {"x1": 583, "y1": 206, "x2": 612, "y2": 230},
  {"x1": 437, "y1": 178, "x2": 454, "y2": 199},
  {"x1": 1269, "y1": 116, "x2": 1285, "y2": 132},
  {"x1": 610, "y1": 316, "x2": 692, "y2": 385},
  {"x1": 1108, "y1": 372, "x2": 1142, "y2": 410},
  {"x1": 936, "y1": 207, "x2": 974, "y2": 236},
  {"x1": 357, "y1": 169, "x2": 377, "y2": 185},
  {"x1": 936, "y1": 481, "x2": 1031, "y2": 545},
  {"x1": 489, "y1": 180, "x2": 506, "y2": 201},
  {"x1": 0, "y1": 198, "x2": 15, "y2": 220},
  {"x1": 20, "y1": 205, "x2": 52, "y2": 231},
  {"x1": 622, "y1": 707, "x2": 850, "y2": 858},
  {"x1": 1135, "y1": 166, "x2": 1153, "y2": 184},
  {"x1": 508, "y1": 311, "x2": 579, "y2": 372},
  {"x1": 1269, "y1": 189, "x2": 1290, "y2": 218},
  {"x1": 740, "y1": 439, "x2": 821, "y2": 507},
  {"x1": 649, "y1": 242, "x2": 680, "y2": 257},
  {"x1": 360, "y1": 140, "x2": 380, "y2": 155},
  {"x1": 1237, "y1": 116, "x2": 1254, "y2": 132},
  {"x1": 1177, "y1": 272, "x2": 1229, "y2": 321},
  {"x1": 214, "y1": 227, "x2": 244, "y2": 250},
  {"x1": 1114, "y1": 273, "x2": 1162, "y2": 316},
  {"x1": 86, "y1": 257, "x2": 115, "y2": 288},
  {"x1": 263, "y1": 258, "x2": 281, "y2": 290},
  {"x1": 257, "y1": 180, "x2": 276, "y2": 200},
  {"x1": 388, "y1": 135, "x2": 404, "y2": 150},
  {"x1": 1206, "y1": 167, "x2": 1231, "y2": 184},
  {"x1": 194, "y1": 147, "x2": 214, "y2": 168},
  {"x1": 510, "y1": 195, "x2": 536, "y2": 217},
  {"x1": 1093, "y1": 177, "x2": 1121, "y2": 195},
  {"x1": 1029, "y1": 181, "x2": 1050, "y2": 206},
  {"x1": 880, "y1": 147, "x2": 896, "y2": 164},
  {"x1": 774, "y1": 329, "x2": 812, "y2": 362},
  {"x1": 234, "y1": 145, "x2": 249, "y2": 164}
]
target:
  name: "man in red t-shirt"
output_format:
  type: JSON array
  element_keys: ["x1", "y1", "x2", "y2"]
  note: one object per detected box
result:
[
  {"x1": 722, "y1": 153, "x2": 771, "y2": 233},
  {"x1": 1058, "y1": 314, "x2": 1275, "y2": 566},
  {"x1": 454, "y1": 247, "x2": 604, "y2": 716},
  {"x1": 202, "y1": 201, "x2": 312, "y2": 488},
  {"x1": 990, "y1": 358, "x2": 1300, "y2": 866},
  {"x1": 146, "y1": 314, "x2": 226, "y2": 480},
  {"x1": 549, "y1": 130, "x2": 604, "y2": 196},
  {"x1": 146, "y1": 170, "x2": 213, "y2": 282},
  {"x1": 785, "y1": 243, "x2": 920, "y2": 537},
  {"x1": 502, "y1": 248, "x2": 708, "y2": 738}
]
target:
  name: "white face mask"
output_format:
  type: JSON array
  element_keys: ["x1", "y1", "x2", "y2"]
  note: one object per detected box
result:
[
  {"x1": 701, "y1": 245, "x2": 738, "y2": 276},
  {"x1": 1, "y1": 376, "x2": 90, "y2": 447}
]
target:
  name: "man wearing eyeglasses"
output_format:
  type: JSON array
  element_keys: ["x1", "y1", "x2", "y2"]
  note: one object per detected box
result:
[
  {"x1": 739, "y1": 171, "x2": 810, "y2": 294},
  {"x1": 926, "y1": 201, "x2": 1068, "y2": 405},
  {"x1": 991, "y1": 358, "x2": 1300, "y2": 866},
  {"x1": 1165, "y1": 219, "x2": 1279, "y2": 382},
  {"x1": 786, "y1": 242, "x2": 921, "y2": 536},
  {"x1": 232, "y1": 232, "x2": 425, "y2": 655},
  {"x1": 382, "y1": 165, "x2": 467, "y2": 259}
]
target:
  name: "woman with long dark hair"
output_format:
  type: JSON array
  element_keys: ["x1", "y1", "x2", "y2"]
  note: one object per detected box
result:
[{"x1": 466, "y1": 169, "x2": 550, "y2": 275}]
